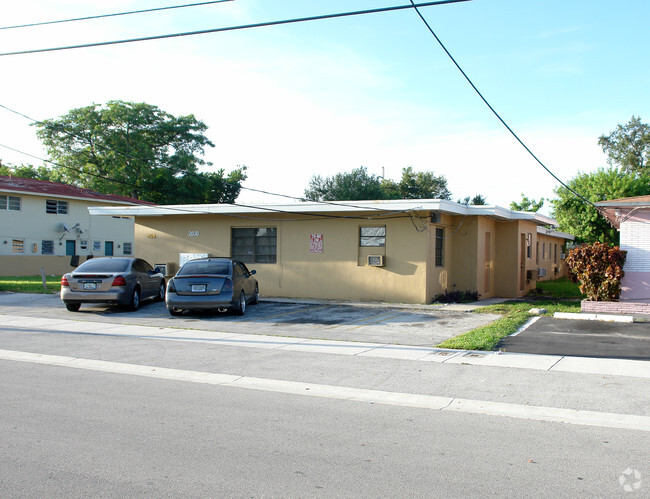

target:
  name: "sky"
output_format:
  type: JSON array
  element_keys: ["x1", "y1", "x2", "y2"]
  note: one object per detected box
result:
[{"x1": 1, "y1": 0, "x2": 649, "y2": 216}]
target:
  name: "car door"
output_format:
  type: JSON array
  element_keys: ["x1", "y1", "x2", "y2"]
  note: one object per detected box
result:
[
  {"x1": 133, "y1": 259, "x2": 156, "y2": 298},
  {"x1": 237, "y1": 261, "x2": 255, "y2": 299}
]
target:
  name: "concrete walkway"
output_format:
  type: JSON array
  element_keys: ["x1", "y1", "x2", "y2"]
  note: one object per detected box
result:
[{"x1": 1, "y1": 313, "x2": 648, "y2": 379}]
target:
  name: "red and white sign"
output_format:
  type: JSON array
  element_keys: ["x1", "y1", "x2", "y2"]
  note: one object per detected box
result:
[{"x1": 310, "y1": 234, "x2": 323, "y2": 253}]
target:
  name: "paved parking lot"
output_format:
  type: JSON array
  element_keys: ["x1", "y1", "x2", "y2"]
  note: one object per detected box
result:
[{"x1": 0, "y1": 293, "x2": 500, "y2": 347}]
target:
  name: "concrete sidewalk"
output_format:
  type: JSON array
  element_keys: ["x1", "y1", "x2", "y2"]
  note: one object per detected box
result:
[{"x1": 1, "y1": 313, "x2": 649, "y2": 379}]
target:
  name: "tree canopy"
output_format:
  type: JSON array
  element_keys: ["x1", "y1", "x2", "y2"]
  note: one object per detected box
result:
[
  {"x1": 598, "y1": 116, "x2": 650, "y2": 176},
  {"x1": 552, "y1": 167, "x2": 650, "y2": 244},
  {"x1": 304, "y1": 166, "x2": 452, "y2": 201},
  {"x1": 33, "y1": 100, "x2": 246, "y2": 204},
  {"x1": 458, "y1": 194, "x2": 488, "y2": 206},
  {"x1": 510, "y1": 193, "x2": 544, "y2": 212}
]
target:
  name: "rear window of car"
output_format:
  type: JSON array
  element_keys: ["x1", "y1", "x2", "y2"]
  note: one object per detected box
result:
[
  {"x1": 76, "y1": 259, "x2": 130, "y2": 273},
  {"x1": 177, "y1": 260, "x2": 230, "y2": 276}
]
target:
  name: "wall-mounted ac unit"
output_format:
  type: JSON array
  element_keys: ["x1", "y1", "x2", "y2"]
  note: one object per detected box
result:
[
  {"x1": 429, "y1": 211, "x2": 440, "y2": 224},
  {"x1": 367, "y1": 255, "x2": 385, "y2": 267},
  {"x1": 526, "y1": 270, "x2": 535, "y2": 281},
  {"x1": 537, "y1": 267, "x2": 547, "y2": 278},
  {"x1": 560, "y1": 252, "x2": 566, "y2": 260},
  {"x1": 155, "y1": 262, "x2": 176, "y2": 276}
]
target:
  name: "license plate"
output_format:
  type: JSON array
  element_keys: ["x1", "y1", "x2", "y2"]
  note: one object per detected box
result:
[
  {"x1": 83, "y1": 283, "x2": 97, "y2": 290},
  {"x1": 191, "y1": 284, "x2": 206, "y2": 292}
]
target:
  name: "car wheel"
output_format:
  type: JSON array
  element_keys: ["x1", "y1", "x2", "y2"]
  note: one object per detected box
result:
[
  {"x1": 65, "y1": 303, "x2": 81, "y2": 312},
  {"x1": 235, "y1": 291, "x2": 246, "y2": 316},
  {"x1": 251, "y1": 285, "x2": 259, "y2": 305},
  {"x1": 168, "y1": 307, "x2": 182, "y2": 316},
  {"x1": 154, "y1": 281, "x2": 166, "y2": 302},
  {"x1": 129, "y1": 288, "x2": 141, "y2": 311}
]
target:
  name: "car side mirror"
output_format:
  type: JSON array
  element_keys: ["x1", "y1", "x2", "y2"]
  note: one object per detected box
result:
[{"x1": 250, "y1": 270, "x2": 256, "y2": 275}]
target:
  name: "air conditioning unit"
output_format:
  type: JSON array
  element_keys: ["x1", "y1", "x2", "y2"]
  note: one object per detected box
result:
[
  {"x1": 560, "y1": 252, "x2": 566, "y2": 260},
  {"x1": 537, "y1": 268, "x2": 547, "y2": 278},
  {"x1": 367, "y1": 255, "x2": 385, "y2": 267},
  {"x1": 429, "y1": 211, "x2": 440, "y2": 224}
]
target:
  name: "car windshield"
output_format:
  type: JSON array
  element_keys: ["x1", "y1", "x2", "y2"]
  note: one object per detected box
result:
[
  {"x1": 75, "y1": 259, "x2": 130, "y2": 273},
  {"x1": 177, "y1": 260, "x2": 230, "y2": 276}
]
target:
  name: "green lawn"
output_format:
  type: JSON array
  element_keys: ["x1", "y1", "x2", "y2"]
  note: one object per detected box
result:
[
  {"x1": 0, "y1": 275, "x2": 62, "y2": 294},
  {"x1": 437, "y1": 278, "x2": 584, "y2": 351}
]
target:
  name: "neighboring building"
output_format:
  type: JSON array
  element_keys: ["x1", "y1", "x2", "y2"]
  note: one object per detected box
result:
[
  {"x1": 0, "y1": 176, "x2": 154, "y2": 276},
  {"x1": 597, "y1": 195, "x2": 650, "y2": 303},
  {"x1": 89, "y1": 199, "x2": 573, "y2": 304}
]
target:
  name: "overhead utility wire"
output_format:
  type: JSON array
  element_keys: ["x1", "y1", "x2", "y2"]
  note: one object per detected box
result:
[
  {"x1": 0, "y1": 0, "x2": 471, "y2": 57},
  {"x1": 0, "y1": 102, "x2": 400, "y2": 213},
  {"x1": 408, "y1": 0, "x2": 597, "y2": 210},
  {"x1": 0, "y1": 0, "x2": 234, "y2": 31},
  {"x1": 0, "y1": 141, "x2": 418, "y2": 221}
]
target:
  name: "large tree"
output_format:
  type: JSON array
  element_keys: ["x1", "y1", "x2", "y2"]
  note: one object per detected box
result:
[
  {"x1": 598, "y1": 116, "x2": 650, "y2": 176},
  {"x1": 0, "y1": 162, "x2": 59, "y2": 181},
  {"x1": 304, "y1": 166, "x2": 451, "y2": 201},
  {"x1": 34, "y1": 100, "x2": 246, "y2": 204},
  {"x1": 552, "y1": 167, "x2": 650, "y2": 244},
  {"x1": 510, "y1": 193, "x2": 544, "y2": 212}
]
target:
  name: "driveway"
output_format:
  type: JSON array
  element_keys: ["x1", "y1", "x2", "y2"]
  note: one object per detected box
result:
[
  {"x1": 498, "y1": 316, "x2": 650, "y2": 361},
  {"x1": 0, "y1": 292, "x2": 500, "y2": 347}
]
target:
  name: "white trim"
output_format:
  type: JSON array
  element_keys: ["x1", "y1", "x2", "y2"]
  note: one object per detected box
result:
[{"x1": 88, "y1": 199, "x2": 558, "y2": 225}]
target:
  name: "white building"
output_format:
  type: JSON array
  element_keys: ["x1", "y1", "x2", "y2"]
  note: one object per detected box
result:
[{"x1": 0, "y1": 175, "x2": 153, "y2": 276}]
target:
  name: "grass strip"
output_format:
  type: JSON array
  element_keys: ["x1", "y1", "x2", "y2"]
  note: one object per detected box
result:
[
  {"x1": 0, "y1": 275, "x2": 62, "y2": 294},
  {"x1": 437, "y1": 300, "x2": 582, "y2": 351}
]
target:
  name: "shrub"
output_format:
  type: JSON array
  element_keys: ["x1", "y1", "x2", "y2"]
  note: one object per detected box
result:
[
  {"x1": 565, "y1": 242, "x2": 626, "y2": 301},
  {"x1": 433, "y1": 290, "x2": 480, "y2": 303}
]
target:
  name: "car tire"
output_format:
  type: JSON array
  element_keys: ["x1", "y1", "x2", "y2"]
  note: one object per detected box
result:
[
  {"x1": 168, "y1": 307, "x2": 182, "y2": 316},
  {"x1": 235, "y1": 291, "x2": 246, "y2": 316},
  {"x1": 251, "y1": 285, "x2": 259, "y2": 305},
  {"x1": 65, "y1": 303, "x2": 81, "y2": 312},
  {"x1": 129, "y1": 288, "x2": 141, "y2": 311},
  {"x1": 154, "y1": 281, "x2": 166, "y2": 302}
]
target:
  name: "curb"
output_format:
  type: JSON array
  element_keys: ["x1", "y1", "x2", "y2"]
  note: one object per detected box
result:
[{"x1": 554, "y1": 312, "x2": 634, "y2": 323}]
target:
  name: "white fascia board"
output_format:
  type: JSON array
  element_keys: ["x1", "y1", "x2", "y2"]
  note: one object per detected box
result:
[
  {"x1": 537, "y1": 226, "x2": 575, "y2": 240},
  {"x1": 87, "y1": 199, "x2": 558, "y2": 225}
]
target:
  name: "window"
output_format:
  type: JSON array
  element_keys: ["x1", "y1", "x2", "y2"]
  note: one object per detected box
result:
[
  {"x1": 232, "y1": 228, "x2": 277, "y2": 263},
  {"x1": 46, "y1": 199, "x2": 68, "y2": 214},
  {"x1": 12, "y1": 239, "x2": 24, "y2": 254},
  {"x1": 554, "y1": 244, "x2": 558, "y2": 264},
  {"x1": 360, "y1": 226, "x2": 386, "y2": 247},
  {"x1": 542, "y1": 243, "x2": 546, "y2": 260},
  {"x1": 435, "y1": 228, "x2": 444, "y2": 267},
  {"x1": 526, "y1": 233, "x2": 532, "y2": 258},
  {"x1": 0, "y1": 195, "x2": 21, "y2": 211},
  {"x1": 80, "y1": 240, "x2": 88, "y2": 251},
  {"x1": 123, "y1": 242, "x2": 133, "y2": 255},
  {"x1": 41, "y1": 240, "x2": 54, "y2": 255},
  {"x1": 93, "y1": 241, "x2": 102, "y2": 252}
]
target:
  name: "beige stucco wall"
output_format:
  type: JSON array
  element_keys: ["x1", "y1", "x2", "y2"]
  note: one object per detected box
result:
[
  {"x1": 535, "y1": 232, "x2": 568, "y2": 281},
  {"x1": 134, "y1": 213, "x2": 438, "y2": 303}
]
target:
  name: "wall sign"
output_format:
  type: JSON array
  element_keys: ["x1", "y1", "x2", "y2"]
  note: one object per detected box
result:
[
  {"x1": 310, "y1": 234, "x2": 323, "y2": 254},
  {"x1": 188, "y1": 231, "x2": 200, "y2": 237}
]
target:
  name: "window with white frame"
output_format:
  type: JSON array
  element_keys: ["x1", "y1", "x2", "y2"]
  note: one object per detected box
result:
[
  {"x1": 123, "y1": 242, "x2": 133, "y2": 255},
  {"x1": 80, "y1": 240, "x2": 88, "y2": 251},
  {"x1": 0, "y1": 195, "x2": 21, "y2": 211},
  {"x1": 12, "y1": 239, "x2": 24, "y2": 253},
  {"x1": 93, "y1": 241, "x2": 101, "y2": 252},
  {"x1": 46, "y1": 199, "x2": 68, "y2": 214},
  {"x1": 41, "y1": 240, "x2": 54, "y2": 255}
]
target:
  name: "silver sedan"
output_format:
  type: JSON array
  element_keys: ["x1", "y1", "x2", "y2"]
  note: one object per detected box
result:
[{"x1": 60, "y1": 257, "x2": 165, "y2": 312}]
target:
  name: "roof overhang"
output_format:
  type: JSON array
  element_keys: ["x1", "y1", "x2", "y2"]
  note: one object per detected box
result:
[{"x1": 88, "y1": 199, "x2": 558, "y2": 226}]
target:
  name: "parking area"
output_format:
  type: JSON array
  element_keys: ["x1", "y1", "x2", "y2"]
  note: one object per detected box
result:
[
  {"x1": 499, "y1": 316, "x2": 650, "y2": 361},
  {"x1": 0, "y1": 293, "x2": 500, "y2": 347}
]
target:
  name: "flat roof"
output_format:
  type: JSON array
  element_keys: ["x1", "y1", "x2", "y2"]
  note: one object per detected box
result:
[{"x1": 88, "y1": 198, "x2": 559, "y2": 226}]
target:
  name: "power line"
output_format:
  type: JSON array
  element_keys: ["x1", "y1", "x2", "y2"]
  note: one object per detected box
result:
[
  {"x1": 0, "y1": 0, "x2": 234, "y2": 31},
  {"x1": 0, "y1": 0, "x2": 471, "y2": 57},
  {"x1": 0, "y1": 102, "x2": 400, "y2": 213},
  {"x1": 408, "y1": 0, "x2": 598, "y2": 211}
]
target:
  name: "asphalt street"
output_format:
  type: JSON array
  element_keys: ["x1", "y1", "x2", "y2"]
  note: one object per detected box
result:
[{"x1": 1, "y1": 313, "x2": 649, "y2": 497}]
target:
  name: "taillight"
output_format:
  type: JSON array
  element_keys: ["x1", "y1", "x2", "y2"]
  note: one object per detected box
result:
[
  {"x1": 112, "y1": 276, "x2": 127, "y2": 287},
  {"x1": 222, "y1": 278, "x2": 233, "y2": 293},
  {"x1": 167, "y1": 280, "x2": 176, "y2": 293},
  {"x1": 61, "y1": 275, "x2": 69, "y2": 287}
]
